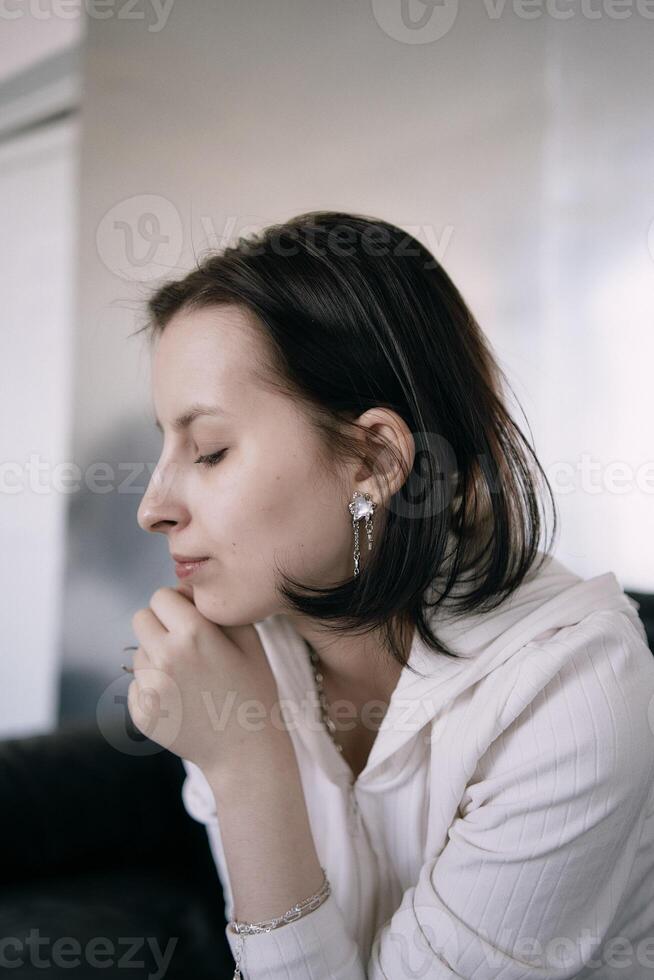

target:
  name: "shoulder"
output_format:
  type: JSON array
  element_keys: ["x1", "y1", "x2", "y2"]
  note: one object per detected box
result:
[
  {"x1": 464, "y1": 608, "x2": 654, "y2": 815},
  {"x1": 480, "y1": 604, "x2": 654, "y2": 733},
  {"x1": 522, "y1": 607, "x2": 654, "y2": 740},
  {"x1": 422, "y1": 610, "x2": 654, "y2": 980}
]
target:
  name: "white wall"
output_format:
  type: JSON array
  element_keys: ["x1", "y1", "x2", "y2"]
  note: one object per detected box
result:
[
  {"x1": 0, "y1": 10, "x2": 80, "y2": 85},
  {"x1": 532, "y1": 13, "x2": 654, "y2": 583},
  {"x1": 0, "y1": 115, "x2": 79, "y2": 738}
]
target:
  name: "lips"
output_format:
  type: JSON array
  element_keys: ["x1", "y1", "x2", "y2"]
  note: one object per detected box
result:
[
  {"x1": 172, "y1": 555, "x2": 211, "y2": 580},
  {"x1": 171, "y1": 553, "x2": 210, "y2": 563}
]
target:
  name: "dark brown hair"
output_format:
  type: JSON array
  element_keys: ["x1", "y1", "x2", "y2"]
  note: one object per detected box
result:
[{"x1": 133, "y1": 210, "x2": 558, "y2": 676}]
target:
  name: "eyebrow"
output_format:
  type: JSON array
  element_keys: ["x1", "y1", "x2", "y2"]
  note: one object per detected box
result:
[{"x1": 154, "y1": 402, "x2": 232, "y2": 433}]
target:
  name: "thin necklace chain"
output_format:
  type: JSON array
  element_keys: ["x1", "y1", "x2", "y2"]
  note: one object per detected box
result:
[{"x1": 305, "y1": 642, "x2": 344, "y2": 755}]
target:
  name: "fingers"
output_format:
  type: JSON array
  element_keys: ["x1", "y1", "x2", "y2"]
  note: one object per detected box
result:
[
  {"x1": 175, "y1": 582, "x2": 195, "y2": 602},
  {"x1": 131, "y1": 607, "x2": 167, "y2": 666},
  {"x1": 132, "y1": 645, "x2": 151, "y2": 672},
  {"x1": 148, "y1": 585, "x2": 199, "y2": 634}
]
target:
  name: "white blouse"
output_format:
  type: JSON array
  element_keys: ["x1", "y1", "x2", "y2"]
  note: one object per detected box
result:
[{"x1": 181, "y1": 552, "x2": 654, "y2": 979}]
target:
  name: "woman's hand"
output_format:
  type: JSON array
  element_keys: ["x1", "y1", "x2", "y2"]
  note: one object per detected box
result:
[{"x1": 127, "y1": 585, "x2": 285, "y2": 779}]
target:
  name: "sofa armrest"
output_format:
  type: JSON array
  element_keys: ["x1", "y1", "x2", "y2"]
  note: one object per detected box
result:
[{"x1": 0, "y1": 719, "x2": 195, "y2": 883}]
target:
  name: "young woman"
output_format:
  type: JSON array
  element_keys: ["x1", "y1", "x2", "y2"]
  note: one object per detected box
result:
[{"x1": 127, "y1": 211, "x2": 654, "y2": 979}]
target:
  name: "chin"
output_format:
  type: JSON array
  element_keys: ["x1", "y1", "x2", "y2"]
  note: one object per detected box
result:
[
  {"x1": 198, "y1": 587, "x2": 280, "y2": 628},
  {"x1": 186, "y1": 588, "x2": 248, "y2": 627}
]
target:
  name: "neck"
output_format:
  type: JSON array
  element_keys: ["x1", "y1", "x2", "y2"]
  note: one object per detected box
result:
[{"x1": 285, "y1": 614, "x2": 413, "y2": 698}]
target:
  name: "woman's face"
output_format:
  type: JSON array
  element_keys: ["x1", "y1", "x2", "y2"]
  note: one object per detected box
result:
[{"x1": 137, "y1": 304, "x2": 356, "y2": 626}]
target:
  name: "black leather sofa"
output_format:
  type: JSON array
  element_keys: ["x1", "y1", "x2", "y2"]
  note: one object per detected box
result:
[
  {"x1": 0, "y1": 717, "x2": 236, "y2": 978},
  {"x1": 1, "y1": 591, "x2": 652, "y2": 979}
]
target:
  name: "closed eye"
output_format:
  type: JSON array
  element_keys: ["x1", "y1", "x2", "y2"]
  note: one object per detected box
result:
[{"x1": 194, "y1": 449, "x2": 227, "y2": 468}]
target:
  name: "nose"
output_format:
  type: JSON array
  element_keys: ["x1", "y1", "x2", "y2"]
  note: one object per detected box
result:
[{"x1": 137, "y1": 461, "x2": 188, "y2": 535}]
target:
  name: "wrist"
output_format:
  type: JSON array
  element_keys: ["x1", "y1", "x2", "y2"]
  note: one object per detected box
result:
[{"x1": 200, "y1": 726, "x2": 299, "y2": 799}]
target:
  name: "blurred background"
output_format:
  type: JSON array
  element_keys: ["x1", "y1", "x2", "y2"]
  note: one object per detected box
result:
[{"x1": 2, "y1": 0, "x2": 653, "y2": 742}]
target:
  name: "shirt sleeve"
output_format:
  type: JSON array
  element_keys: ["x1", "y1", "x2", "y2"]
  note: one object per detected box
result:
[
  {"x1": 224, "y1": 610, "x2": 654, "y2": 979},
  {"x1": 224, "y1": 893, "x2": 366, "y2": 978}
]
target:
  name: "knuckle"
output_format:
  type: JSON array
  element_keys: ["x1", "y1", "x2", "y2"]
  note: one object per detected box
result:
[
  {"x1": 157, "y1": 649, "x2": 175, "y2": 673},
  {"x1": 151, "y1": 586, "x2": 172, "y2": 604},
  {"x1": 180, "y1": 623, "x2": 198, "y2": 644}
]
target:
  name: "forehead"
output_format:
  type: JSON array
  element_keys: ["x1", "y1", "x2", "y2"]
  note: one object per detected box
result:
[{"x1": 151, "y1": 304, "x2": 261, "y2": 407}]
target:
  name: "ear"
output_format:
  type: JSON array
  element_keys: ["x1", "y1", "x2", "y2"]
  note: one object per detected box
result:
[{"x1": 351, "y1": 407, "x2": 415, "y2": 503}]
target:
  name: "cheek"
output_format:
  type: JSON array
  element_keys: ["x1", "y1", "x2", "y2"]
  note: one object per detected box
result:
[
  {"x1": 264, "y1": 467, "x2": 352, "y2": 574},
  {"x1": 200, "y1": 485, "x2": 256, "y2": 557},
  {"x1": 198, "y1": 451, "x2": 350, "y2": 574}
]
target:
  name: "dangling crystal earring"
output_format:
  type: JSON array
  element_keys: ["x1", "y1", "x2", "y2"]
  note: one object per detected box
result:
[{"x1": 348, "y1": 489, "x2": 376, "y2": 577}]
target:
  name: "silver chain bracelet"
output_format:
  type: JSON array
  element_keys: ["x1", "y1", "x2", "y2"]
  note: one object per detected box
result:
[{"x1": 228, "y1": 867, "x2": 331, "y2": 979}]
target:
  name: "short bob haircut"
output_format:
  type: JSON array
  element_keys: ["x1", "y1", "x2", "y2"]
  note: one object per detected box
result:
[{"x1": 133, "y1": 210, "x2": 558, "y2": 675}]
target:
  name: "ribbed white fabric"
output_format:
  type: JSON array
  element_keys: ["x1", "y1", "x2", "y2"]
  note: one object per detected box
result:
[{"x1": 180, "y1": 552, "x2": 654, "y2": 979}]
